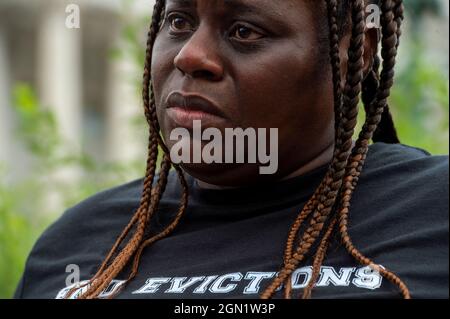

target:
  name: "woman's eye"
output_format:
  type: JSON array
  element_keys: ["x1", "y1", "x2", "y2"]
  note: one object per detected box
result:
[
  {"x1": 231, "y1": 25, "x2": 264, "y2": 41},
  {"x1": 169, "y1": 15, "x2": 193, "y2": 32}
]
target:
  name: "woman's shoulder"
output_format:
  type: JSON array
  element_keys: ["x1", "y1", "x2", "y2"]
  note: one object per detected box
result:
[
  {"x1": 351, "y1": 142, "x2": 448, "y2": 239},
  {"x1": 368, "y1": 141, "x2": 446, "y2": 161},
  {"x1": 351, "y1": 143, "x2": 448, "y2": 299},
  {"x1": 362, "y1": 142, "x2": 448, "y2": 199},
  {"x1": 55, "y1": 177, "x2": 144, "y2": 227},
  {"x1": 365, "y1": 142, "x2": 448, "y2": 179},
  {"x1": 353, "y1": 142, "x2": 448, "y2": 239},
  {"x1": 14, "y1": 177, "x2": 148, "y2": 298},
  {"x1": 23, "y1": 178, "x2": 145, "y2": 266}
]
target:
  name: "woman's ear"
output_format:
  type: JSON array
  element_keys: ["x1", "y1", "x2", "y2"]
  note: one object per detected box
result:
[
  {"x1": 338, "y1": 26, "x2": 380, "y2": 90},
  {"x1": 338, "y1": 33, "x2": 351, "y2": 85},
  {"x1": 362, "y1": 27, "x2": 380, "y2": 79},
  {"x1": 338, "y1": 27, "x2": 379, "y2": 83}
]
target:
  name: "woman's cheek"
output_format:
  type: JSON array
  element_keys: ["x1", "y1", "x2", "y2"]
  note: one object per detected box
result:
[{"x1": 151, "y1": 37, "x2": 178, "y2": 94}]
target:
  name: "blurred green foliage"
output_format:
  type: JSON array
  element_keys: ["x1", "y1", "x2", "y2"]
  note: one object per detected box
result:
[
  {"x1": 0, "y1": 84, "x2": 145, "y2": 298},
  {"x1": 0, "y1": 0, "x2": 448, "y2": 299},
  {"x1": 391, "y1": 45, "x2": 449, "y2": 155},
  {"x1": 407, "y1": 0, "x2": 441, "y2": 19},
  {"x1": 0, "y1": 171, "x2": 47, "y2": 300}
]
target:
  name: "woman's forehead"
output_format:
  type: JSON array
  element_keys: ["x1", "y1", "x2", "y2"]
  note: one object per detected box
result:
[
  {"x1": 164, "y1": 0, "x2": 307, "y2": 13},
  {"x1": 164, "y1": 0, "x2": 315, "y2": 28}
]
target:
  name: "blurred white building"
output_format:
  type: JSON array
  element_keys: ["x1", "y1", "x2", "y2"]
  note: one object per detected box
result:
[{"x1": 0, "y1": 0, "x2": 154, "y2": 182}]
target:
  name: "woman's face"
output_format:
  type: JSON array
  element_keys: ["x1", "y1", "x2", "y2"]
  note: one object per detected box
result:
[{"x1": 152, "y1": 0, "x2": 336, "y2": 186}]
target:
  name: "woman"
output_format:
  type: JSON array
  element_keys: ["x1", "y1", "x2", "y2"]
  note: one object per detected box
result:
[{"x1": 15, "y1": 0, "x2": 448, "y2": 299}]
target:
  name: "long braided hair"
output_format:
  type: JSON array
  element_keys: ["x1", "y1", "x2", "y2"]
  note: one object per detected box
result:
[{"x1": 69, "y1": 0, "x2": 409, "y2": 299}]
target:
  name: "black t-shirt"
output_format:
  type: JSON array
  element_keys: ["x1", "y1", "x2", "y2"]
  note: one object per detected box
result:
[{"x1": 14, "y1": 143, "x2": 449, "y2": 299}]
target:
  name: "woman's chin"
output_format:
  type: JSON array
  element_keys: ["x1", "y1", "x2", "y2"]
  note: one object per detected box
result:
[{"x1": 180, "y1": 162, "x2": 272, "y2": 188}]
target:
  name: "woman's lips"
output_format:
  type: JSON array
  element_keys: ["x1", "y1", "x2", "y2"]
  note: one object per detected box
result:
[
  {"x1": 166, "y1": 107, "x2": 226, "y2": 130},
  {"x1": 165, "y1": 91, "x2": 227, "y2": 129}
]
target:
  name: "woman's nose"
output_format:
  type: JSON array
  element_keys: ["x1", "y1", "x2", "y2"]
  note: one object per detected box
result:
[{"x1": 173, "y1": 30, "x2": 224, "y2": 82}]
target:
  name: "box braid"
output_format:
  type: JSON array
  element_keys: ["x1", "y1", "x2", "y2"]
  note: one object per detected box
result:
[
  {"x1": 262, "y1": 0, "x2": 409, "y2": 299},
  {"x1": 369, "y1": 0, "x2": 402, "y2": 144},
  {"x1": 336, "y1": 0, "x2": 410, "y2": 299},
  {"x1": 261, "y1": 0, "x2": 367, "y2": 299},
  {"x1": 67, "y1": 0, "x2": 189, "y2": 299},
  {"x1": 69, "y1": 0, "x2": 409, "y2": 299}
]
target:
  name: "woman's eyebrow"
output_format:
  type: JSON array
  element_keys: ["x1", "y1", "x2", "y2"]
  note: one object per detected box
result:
[
  {"x1": 166, "y1": 0, "x2": 281, "y2": 17},
  {"x1": 166, "y1": 0, "x2": 195, "y2": 9},
  {"x1": 167, "y1": 0, "x2": 289, "y2": 32},
  {"x1": 223, "y1": 0, "x2": 289, "y2": 31},
  {"x1": 224, "y1": 0, "x2": 272, "y2": 14}
]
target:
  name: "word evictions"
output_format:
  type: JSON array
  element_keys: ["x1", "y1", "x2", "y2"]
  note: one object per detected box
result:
[{"x1": 57, "y1": 266, "x2": 383, "y2": 299}]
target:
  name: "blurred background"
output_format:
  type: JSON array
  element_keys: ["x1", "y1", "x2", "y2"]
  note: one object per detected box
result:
[{"x1": 0, "y1": 0, "x2": 448, "y2": 298}]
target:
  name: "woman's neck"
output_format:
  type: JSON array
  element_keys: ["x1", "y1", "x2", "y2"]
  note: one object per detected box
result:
[{"x1": 196, "y1": 139, "x2": 348, "y2": 190}]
